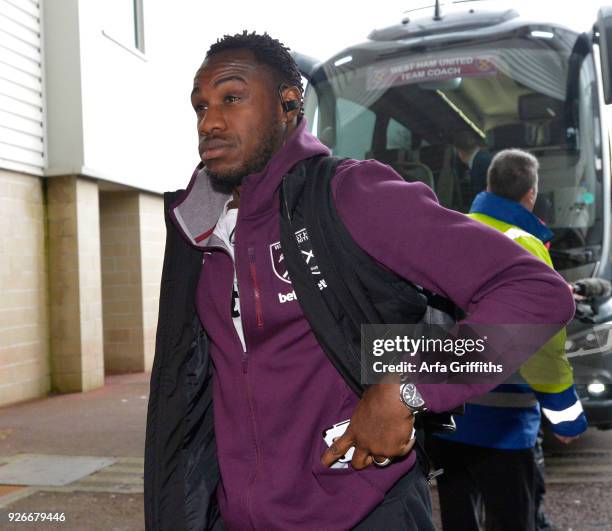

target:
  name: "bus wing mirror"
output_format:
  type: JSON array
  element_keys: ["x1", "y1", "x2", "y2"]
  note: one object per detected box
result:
[
  {"x1": 597, "y1": 7, "x2": 612, "y2": 104},
  {"x1": 290, "y1": 51, "x2": 337, "y2": 148},
  {"x1": 291, "y1": 51, "x2": 321, "y2": 82}
]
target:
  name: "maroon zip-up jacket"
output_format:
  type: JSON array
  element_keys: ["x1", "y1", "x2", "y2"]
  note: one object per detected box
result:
[{"x1": 170, "y1": 119, "x2": 574, "y2": 529}]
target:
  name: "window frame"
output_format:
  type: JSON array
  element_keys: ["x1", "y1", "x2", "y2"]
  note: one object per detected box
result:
[{"x1": 102, "y1": 0, "x2": 146, "y2": 57}]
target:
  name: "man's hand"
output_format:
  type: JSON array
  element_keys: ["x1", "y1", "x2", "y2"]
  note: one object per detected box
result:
[{"x1": 321, "y1": 383, "x2": 416, "y2": 470}]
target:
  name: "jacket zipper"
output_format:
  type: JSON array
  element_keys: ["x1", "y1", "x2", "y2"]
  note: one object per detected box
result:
[
  {"x1": 282, "y1": 178, "x2": 292, "y2": 221},
  {"x1": 244, "y1": 372, "x2": 259, "y2": 530},
  {"x1": 237, "y1": 322, "x2": 258, "y2": 530},
  {"x1": 248, "y1": 247, "x2": 264, "y2": 328},
  {"x1": 239, "y1": 246, "x2": 261, "y2": 529}
]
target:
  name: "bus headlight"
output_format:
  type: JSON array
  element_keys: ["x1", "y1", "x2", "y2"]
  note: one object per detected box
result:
[{"x1": 587, "y1": 381, "x2": 607, "y2": 396}]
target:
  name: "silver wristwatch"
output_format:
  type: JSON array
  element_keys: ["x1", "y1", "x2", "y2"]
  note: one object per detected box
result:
[{"x1": 399, "y1": 382, "x2": 427, "y2": 414}]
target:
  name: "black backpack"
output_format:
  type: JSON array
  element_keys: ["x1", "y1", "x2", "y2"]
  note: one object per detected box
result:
[{"x1": 279, "y1": 155, "x2": 462, "y2": 433}]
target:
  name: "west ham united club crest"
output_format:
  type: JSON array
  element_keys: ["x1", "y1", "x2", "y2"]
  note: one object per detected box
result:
[
  {"x1": 270, "y1": 241, "x2": 292, "y2": 284},
  {"x1": 270, "y1": 229, "x2": 327, "y2": 291}
]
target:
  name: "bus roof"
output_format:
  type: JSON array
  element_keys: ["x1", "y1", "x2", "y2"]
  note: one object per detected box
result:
[{"x1": 317, "y1": 3, "x2": 580, "y2": 73}]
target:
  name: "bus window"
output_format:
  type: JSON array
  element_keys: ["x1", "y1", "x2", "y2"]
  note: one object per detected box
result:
[
  {"x1": 304, "y1": 31, "x2": 604, "y2": 273},
  {"x1": 387, "y1": 118, "x2": 412, "y2": 150},
  {"x1": 335, "y1": 98, "x2": 375, "y2": 160}
]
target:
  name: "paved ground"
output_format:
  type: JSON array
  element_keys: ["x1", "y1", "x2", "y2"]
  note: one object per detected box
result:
[
  {"x1": 0, "y1": 373, "x2": 147, "y2": 530},
  {"x1": 0, "y1": 373, "x2": 610, "y2": 530},
  {"x1": 0, "y1": 373, "x2": 147, "y2": 458},
  {"x1": 3, "y1": 492, "x2": 143, "y2": 531}
]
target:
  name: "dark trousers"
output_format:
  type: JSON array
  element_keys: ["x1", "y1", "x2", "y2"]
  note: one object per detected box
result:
[
  {"x1": 428, "y1": 438, "x2": 536, "y2": 531},
  {"x1": 534, "y1": 432, "x2": 553, "y2": 531},
  {"x1": 353, "y1": 463, "x2": 436, "y2": 530}
]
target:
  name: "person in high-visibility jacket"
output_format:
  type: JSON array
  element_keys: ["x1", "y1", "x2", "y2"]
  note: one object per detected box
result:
[{"x1": 430, "y1": 148, "x2": 587, "y2": 531}]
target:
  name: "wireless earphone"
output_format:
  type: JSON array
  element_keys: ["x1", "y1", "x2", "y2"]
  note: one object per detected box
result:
[
  {"x1": 277, "y1": 84, "x2": 301, "y2": 113},
  {"x1": 282, "y1": 99, "x2": 300, "y2": 112}
]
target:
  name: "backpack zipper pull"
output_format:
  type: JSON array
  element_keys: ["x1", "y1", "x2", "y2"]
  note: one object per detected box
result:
[{"x1": 427, "y1": 468, "x2": 444, "y2": 484}]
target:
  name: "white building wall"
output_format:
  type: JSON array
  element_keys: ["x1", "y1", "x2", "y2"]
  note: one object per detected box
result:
[
  {"x1": 42, "y1": 0, "x2": 200, "y2": 194},
  {"x1": 41, "y1": 0, "x2": 84, "y2": 176},
  {"x1": 77, "y1": 1, "x2": 154, "y2": 189},
  {"x1": 0, "y1": 0, "x2": 44, "y2": 176}
]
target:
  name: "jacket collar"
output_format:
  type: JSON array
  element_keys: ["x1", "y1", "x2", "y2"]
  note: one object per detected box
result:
[
  {"x1": 469, "y1": 191, "x2": 553, "y2": 243},
  {"x1": 169, "y1": 118, "x2": 329, "y2": 249}
]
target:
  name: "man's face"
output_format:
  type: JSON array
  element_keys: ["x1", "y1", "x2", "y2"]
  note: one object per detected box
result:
[
  {"x1": 191, "y1": 49, "x2": 286, "y2": 189},
  {"x1": 456, "y1": 148, "x2": 469, "y2": 165}
]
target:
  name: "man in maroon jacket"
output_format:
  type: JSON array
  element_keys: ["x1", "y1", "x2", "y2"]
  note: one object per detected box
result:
[{"x1": 145, "y1": 31, "x2": 575, "y2": 530}]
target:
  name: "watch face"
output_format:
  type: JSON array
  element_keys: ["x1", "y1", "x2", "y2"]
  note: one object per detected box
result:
[{"x1": 401, "y1": 383, "x2": 425, "y2": 409}]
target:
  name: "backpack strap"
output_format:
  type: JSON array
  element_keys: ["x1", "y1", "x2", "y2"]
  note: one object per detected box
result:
[
  {"x1": 280, "y1": 156, "x2": 365, "y2": 396},
  {"x1": 280, "y1": 155, "x2": 461, "y2": 389},
  {"x1": 303, "y1": 157, "x2": 419, "y2": 324}
]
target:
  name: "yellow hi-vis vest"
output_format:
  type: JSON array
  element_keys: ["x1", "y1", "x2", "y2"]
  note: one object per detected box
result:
[{"x1": 468, "y1": 214, "x2": 574, "y2": 399}]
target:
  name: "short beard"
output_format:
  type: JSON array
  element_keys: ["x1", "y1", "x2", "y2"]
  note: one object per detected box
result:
[{"x1": 208, "y1": 122, "x2": 283, "y2": 194}]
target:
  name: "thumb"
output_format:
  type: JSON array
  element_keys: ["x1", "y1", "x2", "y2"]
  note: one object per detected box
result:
[{"x1": 321, "y1": 430, "x2": 354, "y2": 467}]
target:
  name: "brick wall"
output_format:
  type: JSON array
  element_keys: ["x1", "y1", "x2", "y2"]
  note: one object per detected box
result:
[
  {"x1": 100, "y1": 192, "x2": 164, "y2": 373},
  {"x1": 0, "y1": 170, "x2": 50, "y2": 406},
  {"x1": 100, "y1": 192, "x2": 144, "y2": 373},
  {"x1": 47, "y1": 176, "x2": 104, "y2": 392},
  {"x1": 0, "y1": 175, "x2": 164, "y2": 404},
  {"x1": 75, "y1": 179, "x2": 104, "y2": 389},
  {"x1": 138, "y1": 194, "x2": 164, "y2": 372}
]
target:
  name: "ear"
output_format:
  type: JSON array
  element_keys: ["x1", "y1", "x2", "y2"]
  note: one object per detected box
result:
[
  {"x1": 521, "y1": 187, "x2": 537, "y2": 211},
  {"x1": 280, "y1": 85, "x2": 302, "y2": 122},
  {"x1": 528, "y1": 186, "x2": 537, "y2": 204}
]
